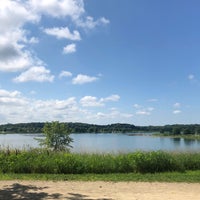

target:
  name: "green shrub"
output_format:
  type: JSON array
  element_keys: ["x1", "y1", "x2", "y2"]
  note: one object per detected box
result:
[{"x1": 0, "y1": 148, "x2": 199, "y2": 174}]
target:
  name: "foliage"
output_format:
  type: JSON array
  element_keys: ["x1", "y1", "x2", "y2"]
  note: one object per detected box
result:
[
  {"x1": 2, "y1": 171, "x2": 200, "y2": 182},
  {"x1": 172, "y1": 127, "x2": 181, "y2": 135},
  {"x1": 1, "y1": 122, "x2": 200, "y2": 135},
  {"x1": 1, "y1": 149, "x2": 200, "y2": 174},
  {"x1": 37, "y1": 121, "x2": 73, "y2": 151}
]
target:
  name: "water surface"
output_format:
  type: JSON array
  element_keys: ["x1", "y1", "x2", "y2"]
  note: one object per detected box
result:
[{"x1": 0, "y1": 133, "x2": 200, "y2": 153}]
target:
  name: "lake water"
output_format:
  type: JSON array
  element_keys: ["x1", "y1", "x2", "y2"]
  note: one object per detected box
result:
[{"x1": 0, "y1": 133, "x2": 200, "y2": 153}]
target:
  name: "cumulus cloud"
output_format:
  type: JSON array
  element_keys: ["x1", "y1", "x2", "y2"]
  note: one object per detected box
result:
[
  {"x1": 134, "y1": 104, "x2": 154, "y2": 116},
  {"x1": 136, "y1": 110, "x2": 151, "y2": 116},
  {"x1": 1, "y1": 0, "x2": 109, "y2": 80},
  {"x1": 13, "y1": 66, "x2": 54, "y2": 83},
  {"x1": 91, "y1": 109, "x2": 133, "y2": 124},
  {"x1": 77, "y1": 16, "x2": 110, "y2": 29},
  {"x1": 173, "y1": 110, "x2": 181, "y2": 114},
  {"x1": 0, "y1": 89, "x2": 126, "y2": 124},
  {"x1": 0, "y1": 88, "x2": 81, "y2": 123},
  {"x1": 44, "y1": 27, "x2": 81, "y2": 41},
  {"x1": 72, "y1": 74, "x2": 98, "y2": 85},
  {"x1": 59, "y1": 70, "x2": 73, "y2": 78},
  {"x1": 29, "y1": 0, "x2": 85, "y2": 19},
  {"x1": 0, "y1": 0, "x2": 38, "y2": 32},
  {"x1": 102, "y1": 94, "x2": 120, "y2": 102},
  {"x1": 80, "y1": 96, "x2": 104, "y2": 107},
  {"x1": 80, "y1": 94, "x2": 120, "y2": 107},
  {"x1": 0, "y1": 1, "x2": 40, "y2": 72},
  {"x1": 63, "y1": 43, "x2": 76, "y2": 54},
  {"x1": 0, "y1": 89, "x2": 28, "y2": 107},
  {"x1": 0, "y1": 29, "x2": 38, "y2": 72}
]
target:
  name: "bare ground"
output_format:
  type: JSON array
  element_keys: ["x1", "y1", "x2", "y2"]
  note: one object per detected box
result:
[{"x1": 0, "y1": 181, "x2": 200, "y2": 200}]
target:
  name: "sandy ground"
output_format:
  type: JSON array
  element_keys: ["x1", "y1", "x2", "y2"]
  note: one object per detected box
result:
[{"x1": 0, "y1": 181, "x2": 200, "y2": 200}]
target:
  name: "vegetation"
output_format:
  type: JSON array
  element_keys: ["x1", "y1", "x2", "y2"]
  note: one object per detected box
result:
[
  {"x1": 1, "y1": 171, "x2": 200, "y2": 182},
  {"x1": 37, "y1": 121, "x2": 73, "y2": 151},
  {"x1": 1, "y1": 149, "x2": 200, "y2": 174},
  {"x1": 1, "y1": 122, "x2": 200, "y2": 135}
]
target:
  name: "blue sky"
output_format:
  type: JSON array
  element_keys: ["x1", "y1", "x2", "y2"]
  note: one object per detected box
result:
[{"x1": 0, "y1": 0, "x2": 200, "y2": 125}]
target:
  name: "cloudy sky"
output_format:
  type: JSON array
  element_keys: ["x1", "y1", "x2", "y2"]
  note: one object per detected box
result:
[{"x1": 0, "y1": 0, "x2": 200, "y2": 125}]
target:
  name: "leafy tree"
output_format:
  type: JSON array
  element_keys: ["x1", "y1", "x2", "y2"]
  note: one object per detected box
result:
[
  {"x1": 172, "y1": 127, "x2": 181, "y2": 135},
  {"x1": 38, "y1": 121, "x2": 73, "y2": 151},
  {"x1": 183, "y1": 128, "x2": 193, "y2": 135}
]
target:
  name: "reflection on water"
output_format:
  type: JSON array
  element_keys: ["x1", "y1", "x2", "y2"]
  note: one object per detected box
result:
[
  {"x1": 171, "y1": 138, "x2": 181, "y2": 145},
  {"x1": 0, "y1": 133, "x2": 200, "y2": 153},
  {"x1": 183, "y1": 138, "x2": 196, "y2": 146}
]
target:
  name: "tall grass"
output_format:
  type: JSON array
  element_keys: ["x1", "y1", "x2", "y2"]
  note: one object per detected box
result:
[{"x1": 0, "y1": 148, "x2": 200, "y2": 174}]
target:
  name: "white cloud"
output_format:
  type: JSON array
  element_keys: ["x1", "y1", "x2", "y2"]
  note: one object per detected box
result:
[
  {"x1": 147, "y1": 107, "x2": 154, "y2": 111},
  {"x1": 101, "y1": 94, "x2": 120, "y2": 102},
  {"x1": 72, "y1": 74, "x2": 98, "y2": 85},
  {"x1": 0, "y1": 1, "x2": 41, "y2": 73},
  {"x1": 59, "y1": 70, "x2": 73, "y2": 78},
  {"x1": 0, "y1": 88, "x2": 81, "y2": 123},
  {"x1": 0, "y1": 90, "x2": 80, "y2": 123},
  {"x1": 0, "y1": 89, "x2": 28, "y2": 107},
  {"x1": 136, "y1": 111, "x2": 151, "y2": 116},
  {"x1": 0, "y1": 0, "x2": 109, "y2": 78},
  {"x1": 29, "y1": 37, "x2": 39, "y2": 44},
  {"x1": 80, "y1": 96, "x2": 104, "y2": 107},
  {"x1": 29, "y1": 0, "x2": 85, "y2": 19},
  {"x1": 93, "y1": 109, "x2": 133, "y2": 124},
  {"x1": 77, "y1": 16, "x2": 110, "y2": 29},
  {"x1": 13, "y1": 66, "x2": 54, "y2": 83},
  {"x1": 80, "y1": 94, "x2": 120, "y2": 107},
  {"x1": 0, "y1": 29, "x2": 39, "y2": 72},
  {"x1": 0, "y1": 0, "x2": 38, "y2": 32},
  {"x1": 63, "y1": 43, "x2": 76, "y2": 54},
  {"x1": 44, "y1": 27, "x2": 81, "y2": 41},
  {"x1": 134, "y1": 103, "x2": 154, "y2": 116},
  {"x1": 173, "y1": 102, "x2": 181, "y2": 108},
  {"x1": 29, "y1": 0, "x2": 109, "y2": 31},
  {"x1": 133, "y1": 104, "x2": 142, "y2": 109},
  {"x1": 173, "y1": 110, "x2": 181, "y2": 114},
  {"x1": 0, "y1": 88, "x2": 132, "y2": 124}
]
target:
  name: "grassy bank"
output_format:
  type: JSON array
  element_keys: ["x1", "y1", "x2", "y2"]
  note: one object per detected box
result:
[
  {"x1": 1, "y1": 149, "x2": 200, "y2": 174},
  {"x1": 1, "y1": 171, "x2": 200, "y2": 182}
]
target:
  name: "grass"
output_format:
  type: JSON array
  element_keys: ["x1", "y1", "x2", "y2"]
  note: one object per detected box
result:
[
  {"x1": 1, "y1": 171, "x2": 200, "y2": 183},
  {"x1": 0, "y1": 149, "x2": 188, "y2": 174},
  {"x1": 1, "y1": 148, "x2": 200, "y2": 182}
]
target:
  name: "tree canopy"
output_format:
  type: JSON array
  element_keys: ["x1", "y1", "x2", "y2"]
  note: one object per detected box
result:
[{"x1": 37, "y1": 121, "x2": 73, "y2": 151}]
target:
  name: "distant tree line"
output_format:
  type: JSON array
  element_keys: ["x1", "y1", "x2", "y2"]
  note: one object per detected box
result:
[{"x1": 0, "y1": 122, "x2": 200, "y2": 135}]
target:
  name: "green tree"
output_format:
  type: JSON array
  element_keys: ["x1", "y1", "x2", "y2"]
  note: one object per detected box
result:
[
  {"x1": 172, "y1": 127, "x2": 181, "y2": 135},
  {"x1": 38, "y1": 121, "x2": 73, "y2": 151},
  {"x1": 183, "y1": 128, "x2": 193, "y2": 135}
]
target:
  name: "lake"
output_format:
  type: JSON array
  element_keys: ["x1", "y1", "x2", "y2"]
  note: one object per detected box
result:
[{"x1": 0, "y1": 133, "x2": 200, "y2": 153}]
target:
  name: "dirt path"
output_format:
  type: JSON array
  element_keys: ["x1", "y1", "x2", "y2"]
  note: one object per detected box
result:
[{"x1": 0, "y1": 181, "x2": 200, "y2": 200}]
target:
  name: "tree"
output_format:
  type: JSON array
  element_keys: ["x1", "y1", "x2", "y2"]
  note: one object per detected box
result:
[
  {"x1": 172, "y1": 127, "x2": 181, "y2": 135},
  {"x1": 38, "y1": 121, "x2": 73, "y2": 151},
  {"x1": 183, "y1": 128, "x2": 193, "y2": 135}
]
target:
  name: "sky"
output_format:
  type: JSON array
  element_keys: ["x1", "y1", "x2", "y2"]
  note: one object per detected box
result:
[{"x1": 1, "y1": 0, "x2": 200, "y2": 126}]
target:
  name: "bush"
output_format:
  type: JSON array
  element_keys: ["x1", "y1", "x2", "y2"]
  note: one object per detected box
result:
[{"x1": 0, "y1": 149, "x2": 200, "y2": 174}]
